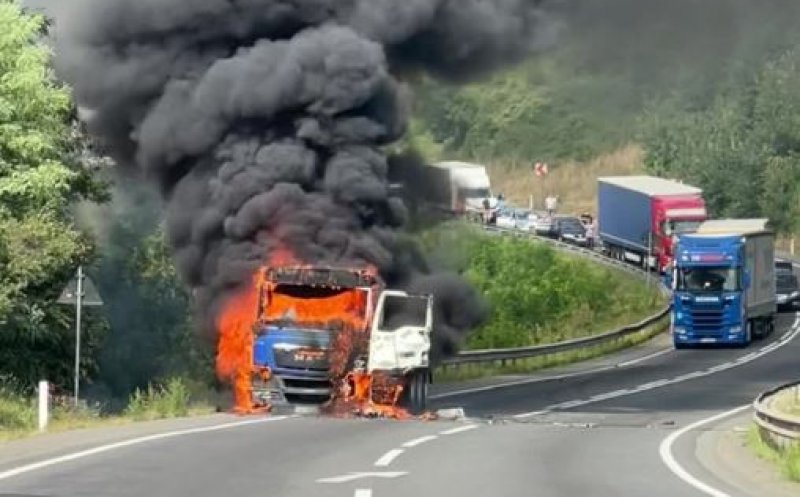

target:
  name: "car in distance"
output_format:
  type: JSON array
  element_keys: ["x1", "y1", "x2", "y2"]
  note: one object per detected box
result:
[
  {"x1": 530, "y1": 211, "x2": 554, "y2": 236},
  {"x1": 775, "y1": 258, "x2": 800, "y2": 310},
  {"x1": 552, "y1": 216, "x2": 588, "y2": 246}
]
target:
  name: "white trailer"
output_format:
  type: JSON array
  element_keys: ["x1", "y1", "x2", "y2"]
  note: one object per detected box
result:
[{"x1": 420, "y1": 161, "x2": 497, "y2": 222}]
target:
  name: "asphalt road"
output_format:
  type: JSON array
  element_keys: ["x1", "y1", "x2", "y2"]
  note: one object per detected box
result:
[{"x1": 1, "y1": 313, "x2": 798, "y2": 497}]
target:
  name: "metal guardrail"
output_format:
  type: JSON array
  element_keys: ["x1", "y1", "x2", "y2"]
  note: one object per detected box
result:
[
  {"x1": 753, "y1": 381, "x2": 800, "y2": 450},
  {"x1": 441, "y1": 224, "x2": 671, "y2": 368},
  {"x1": 442, "y1": 307, "x2": 670, "y2": 366}
]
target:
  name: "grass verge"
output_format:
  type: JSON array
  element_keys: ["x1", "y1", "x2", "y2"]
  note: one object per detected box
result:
[
  {"x1": 434, "y1": 316, "x2": 667, "y2": 383},
  {"x1": 746, "y1": 425, "x2": 800, "y2": 482},
  {"x1": 773, "y1": 387, "x2": 800, "y2": 417},
  {"x1": 0, "y1": 377, "x2": 214, "y2": 442}
]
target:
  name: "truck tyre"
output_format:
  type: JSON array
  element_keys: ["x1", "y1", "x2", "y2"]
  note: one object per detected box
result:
[
  {"x1": 742, "y1": 321, "x2": 753, "y2": 347},
  {"x1": 755, "y1": 319, "x2": 768, "y2": 340},
  {"x1": 401, "y1": 369, "x2": 428, "y2": 415}
]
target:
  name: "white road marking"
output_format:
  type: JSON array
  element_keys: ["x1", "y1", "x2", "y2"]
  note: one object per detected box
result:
[
  {"x1": 658, "y1": 405, "x2": 750, "y2": 497},
  {"x1": 705, "y1": 364, "x2": 729, "y2": 374},
  {"x1": 354, "y1": 489, "x2": 372, "y2": 497},
  {"x1": 0, "y1": 415, "x2": 293, "y2": 482},
  {"x1": 588, "y1": 392, "x2": 622, "y2": 402},
  {"x1": 512, "y1": 314, "x2": 800, "y2": 418},
  {"x1": 672, "y1": 371, "x2": 705, "y2": 382},
  {"x1": 634, "y1": 379, "x2": 669, "y2": 390},
  {"x1": 616, "y1": 347, "x2": 673, "y2": 367},
  {"x1": 374, "y1": 448, "x2": 404, "y2": 467},
  {"x1": 513, "y1": 409, "x2": 549, "y2": 419},
  {"x1": 737, "y1": 352, "x2": 757, "y2": 362},
  {"x1": 553, "y1": 399, "x2": 586, "y2": 409},
  {"x1": 402, "y1": 435, "x2": 438, "y2": 448},
  {"x1": 439, "y1": 424, "x2": 479, "y2": 435},
  {"x1": 317, "y1": 472, "x2": 407, "y2": 484}
]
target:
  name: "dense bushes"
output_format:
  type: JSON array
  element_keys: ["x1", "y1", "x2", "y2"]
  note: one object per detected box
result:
[
  {"x1": 419, "y1": 223, "x2": 663, "y2": 350},
  {"x1": 0, "y1": 377, "x2": 201, "y2": 437}
]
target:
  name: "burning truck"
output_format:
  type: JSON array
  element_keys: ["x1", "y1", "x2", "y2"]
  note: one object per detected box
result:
[{"x1": 218, "y1": 263, "x2": 433, "y2": 417}]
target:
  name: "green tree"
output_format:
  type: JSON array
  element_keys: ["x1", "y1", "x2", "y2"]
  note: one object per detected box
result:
[
  {"x1": 0, "y1": 2, "x2": 106, "y2": 391},
  {"x1": 640, "y1": 44, "x2": 800, "y2": 234}
]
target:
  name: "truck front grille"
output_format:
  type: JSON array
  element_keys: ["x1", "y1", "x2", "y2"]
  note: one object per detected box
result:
[
  {"x1": 690, "y1": 306, "x2": 724, "y2": 333},
  {"x1": 273, "y1": 347, "x2": 329, "y2": 371}
]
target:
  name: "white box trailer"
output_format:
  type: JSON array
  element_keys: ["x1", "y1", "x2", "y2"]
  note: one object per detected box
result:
[{"x1": 419, "y1": 161, "x2": 497, "y2": 221}]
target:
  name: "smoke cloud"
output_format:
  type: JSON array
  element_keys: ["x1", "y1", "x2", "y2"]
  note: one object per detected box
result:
[{"x1": 53, "y1": 0, "x2": 552, "y2": 359}]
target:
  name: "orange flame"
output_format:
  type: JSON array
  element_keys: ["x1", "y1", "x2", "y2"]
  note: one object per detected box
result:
[
  {"x1": 216, "y1": 274, "x2": 263, "y2": 414},
  {"x1": 214, "y1": 248, "x2": 426, "y2": 420},
  {"x1": 323, "y1": 371, "x2": 411, "y2": 420}
]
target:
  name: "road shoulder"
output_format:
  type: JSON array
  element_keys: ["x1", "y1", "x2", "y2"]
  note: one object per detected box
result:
[
  {"x1": 0, "y1": 413, "x2": 269, "y2": 473},
  {"x1": 696, "y1": 412, "x2": 800, "y2": 497}
]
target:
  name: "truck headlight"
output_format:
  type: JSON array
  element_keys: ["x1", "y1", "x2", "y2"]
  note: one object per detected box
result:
[
  {"x1": 673, "y1": 326, "x2": 686, "y2": 335},
  {"x1": 729, "y1": 325, "x2": 742, "y2": 334}
]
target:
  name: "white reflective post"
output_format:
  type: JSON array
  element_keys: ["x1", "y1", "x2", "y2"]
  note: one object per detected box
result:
[{"x1": 38, "y1": 380, "x2": 48, "y2": 432}]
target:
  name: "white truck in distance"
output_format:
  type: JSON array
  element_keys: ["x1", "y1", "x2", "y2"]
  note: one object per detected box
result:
[{"x1": 418, "y1": 161, "x2": 498, "y2": 223}]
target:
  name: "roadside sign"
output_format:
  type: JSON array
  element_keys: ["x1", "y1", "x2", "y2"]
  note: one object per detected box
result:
[
  {"x1": 56, "y1": 266, "x2": 103, "y2": 407},
  {"x1": 57, "y1": 271, "x2": 103, "y2": 306}
]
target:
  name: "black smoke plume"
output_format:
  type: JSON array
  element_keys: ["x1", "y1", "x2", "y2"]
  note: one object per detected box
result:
[{"x1": 54, "y1": 0, "x2": 552, "y2": 360}]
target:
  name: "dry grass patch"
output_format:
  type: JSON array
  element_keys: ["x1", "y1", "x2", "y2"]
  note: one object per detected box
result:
[{"x1": 488, "y1": 144, "x2": 644, "y2": 215}]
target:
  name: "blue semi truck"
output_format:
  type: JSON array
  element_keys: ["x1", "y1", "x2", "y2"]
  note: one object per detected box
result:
[{"x1": 671, "y1": 219, "x2": 776, "y2": 348}]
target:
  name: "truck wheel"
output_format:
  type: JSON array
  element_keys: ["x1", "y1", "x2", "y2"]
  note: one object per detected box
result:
[
  {"x1": 758, "y1": 318, "x2": 775, "y2": 339},
  {"x1": 742, "y1": 321, "x2": 753, "y2": 347},
  {"x1": 401, "y1": 370, "x2": 428, "y2": 415}
]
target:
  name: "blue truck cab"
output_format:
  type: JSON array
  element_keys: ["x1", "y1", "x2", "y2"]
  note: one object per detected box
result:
[
  {"x1": 252, "y1": 327, "x2": 332, "y2": 406},
  {"x1": 671, "y1": 219, "x2": 775, "y2": 348},
  {"x1": 246, "y1": 265, "x2": 380, "y2": 408}
]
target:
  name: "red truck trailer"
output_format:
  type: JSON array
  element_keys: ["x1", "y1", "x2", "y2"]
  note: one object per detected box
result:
[{"x1": 597, "y1": 176, "x2": 707, "y2": 273}]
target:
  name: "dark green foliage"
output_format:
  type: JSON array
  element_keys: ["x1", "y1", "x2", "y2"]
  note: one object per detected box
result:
[
  {"x1": 0, "y1": 3, "x2": 107, "y2": 393},
  {"x1": 640, "y1": 47, "x2": 800, "y2": 233},
  {"x1": 91, "y1": 194, "x2": 212, "y2": 400},
  {"x1": 419, "y1": 223, "x2": 662, "y2": 349}
]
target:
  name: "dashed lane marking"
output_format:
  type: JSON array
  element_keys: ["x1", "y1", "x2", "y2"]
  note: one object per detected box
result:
[
  {"x1": 439, "y1": 424, "x2": 479, "y2": 435},
  {"x1": 402, "y1": 435, "x2": 438, "y2": 448},
  {"x1": 374, "y1": 449, "x2": 404, "y2": 467},
  {"x1": 317, "y1": 472, "x2": 407, "y2": 484}
]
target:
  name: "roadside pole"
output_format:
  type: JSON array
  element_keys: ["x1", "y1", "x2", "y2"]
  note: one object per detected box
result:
[
  {"x1": 74, "y1": 265, "x2": 83, "y2": 407},
  {"x1": 38, "y1": 380, "x2": 48, "y2": 432},
  {"x1": 57, "y1": 265, "x2": 102, "y2": 409}
]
